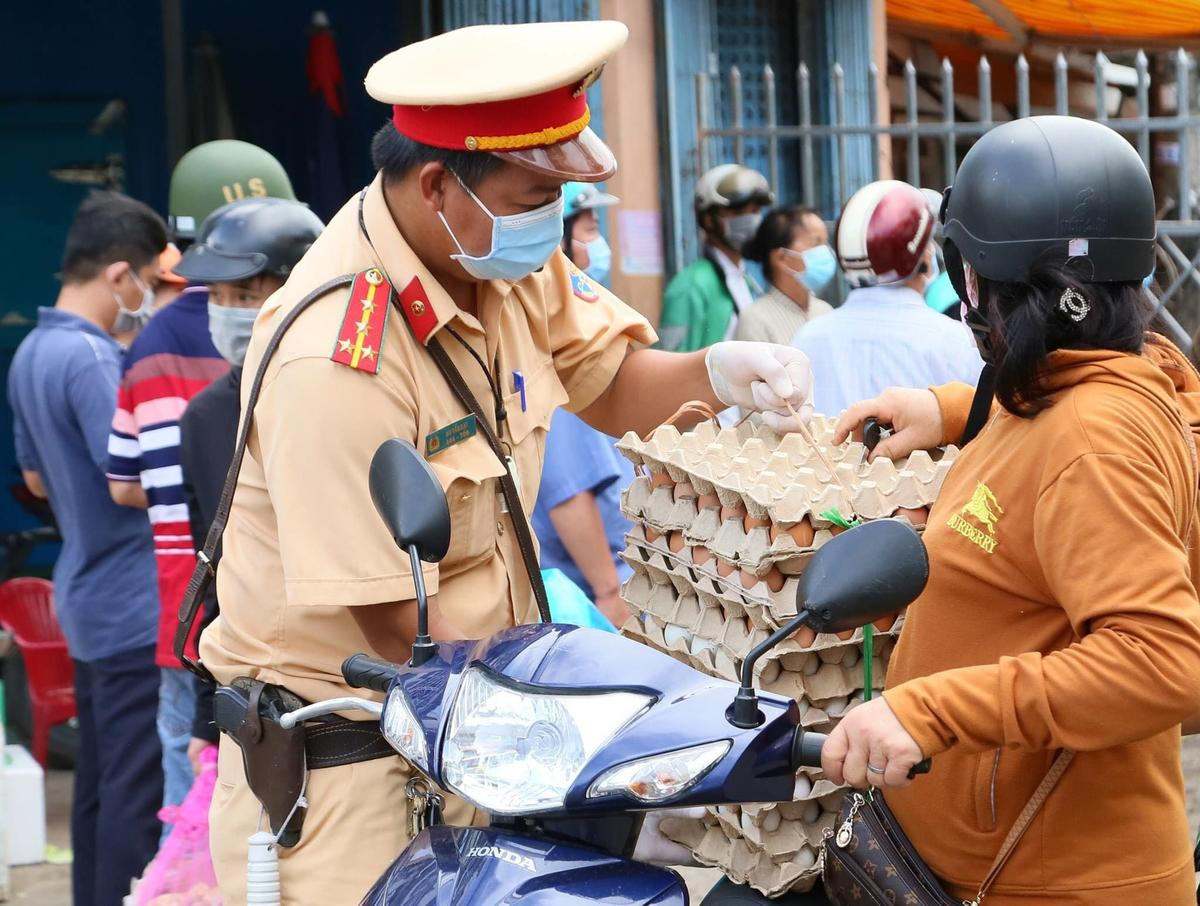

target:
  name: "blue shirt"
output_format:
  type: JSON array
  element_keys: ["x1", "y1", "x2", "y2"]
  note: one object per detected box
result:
[
  {"x1": 532, "y1": 410, "x2": 634, "y2": 601},
  {"x1": 792, "y1": 285, "x2": 985, "y2": 416},
  {"x1": 7, "y1": 308, "x2": 158, "y2": 661}
]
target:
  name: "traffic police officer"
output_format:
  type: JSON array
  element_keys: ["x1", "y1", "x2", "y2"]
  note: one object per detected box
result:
[{"x1": 197, "y1": 20, "x2": 814, "y2": 901}]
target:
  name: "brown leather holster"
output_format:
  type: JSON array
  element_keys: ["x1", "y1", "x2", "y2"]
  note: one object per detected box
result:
[{"x1": 213, "y1": 677, "x2": 309, "y2": 847}]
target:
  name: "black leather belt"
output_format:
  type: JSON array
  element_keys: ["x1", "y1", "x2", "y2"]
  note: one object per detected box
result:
[{"x1": 305, "y1": 716, "x2": 394, "y2": 769}]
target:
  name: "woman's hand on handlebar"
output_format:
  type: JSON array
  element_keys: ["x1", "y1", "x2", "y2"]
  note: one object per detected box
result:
[
  {"x1": 834, "y1": 388, "x2": 944, "y2": 462},
  {"x1": 821, "y1": 696, "x2": 925, "y2": 791}
]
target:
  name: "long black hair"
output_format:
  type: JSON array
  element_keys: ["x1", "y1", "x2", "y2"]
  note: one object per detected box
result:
[{"x1": 977, "y1": 263, "x2": 1150, "y2": 417}]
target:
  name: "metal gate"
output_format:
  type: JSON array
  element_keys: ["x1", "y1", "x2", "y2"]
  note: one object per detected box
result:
[{"x1": 696, "y1": 49, "x2": 1200, "y2": 353}]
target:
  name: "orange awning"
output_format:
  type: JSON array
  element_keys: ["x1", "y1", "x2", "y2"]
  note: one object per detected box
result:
[{"x1": 887, "y1": 0, "x2": 1200, "y2": 46}]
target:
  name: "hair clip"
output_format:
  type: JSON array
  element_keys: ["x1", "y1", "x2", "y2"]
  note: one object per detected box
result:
[{"x1": 1058, "y1": 287, "x2": 1091, "y2": 322}]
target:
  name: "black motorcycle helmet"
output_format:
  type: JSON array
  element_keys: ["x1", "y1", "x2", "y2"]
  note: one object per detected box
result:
[
  {"x1": 173, "y1": 196, "x2": 325, "y2": 284},
  {"x1": 942, "y1": 115, "x2": 1155, "y2": 301},
  {"x1": 940, "y1": 116, "x2": 1156, "y2": 431}
]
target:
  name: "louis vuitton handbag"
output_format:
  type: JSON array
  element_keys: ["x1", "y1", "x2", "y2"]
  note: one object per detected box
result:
[{"x1": 823, "y1": 750, "x2": 1074, "y2": 906}]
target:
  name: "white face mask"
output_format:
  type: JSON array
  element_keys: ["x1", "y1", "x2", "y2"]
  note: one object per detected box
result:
[
  {"x1": 112, "y1": 270, "x2": 156, "y2": 334},
  {"x1": 207, "y1": 302, "x2": 258, "y2": 367}
]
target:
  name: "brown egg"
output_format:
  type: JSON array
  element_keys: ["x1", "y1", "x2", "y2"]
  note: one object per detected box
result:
[
  {"x1": 742, "y1": 513, "x2": 772, "y2": 533},
  {"x1": 644, "y1": 527, "x2": 662, "y2": 543},
  {"x1": 764, "y1": 567, "x2": 786, "y2": 593},
  {"x1": 667, "y1": 531, "x2": 686, "y2": 553},
  {"x1": 649, "y1": 470, "x2": 674, "y2": 489},
  {"x1": 787, "y1": 518, "x2": 816, "y2": 548},
  {"x1": 673, "y1": 482, "x2": 697, "y2": 501},
  {"x1": 829, "y1": 524, "x2": 848, "y2": 537},
  {"x1": 793, "y1": 625, "x2": 817, "y2": 648},
  {"x1": 720, "y1": 504, "x2": 747, "y2": 523},
  {"x1": 693, "y1": 546, "x2": 714, "y2": 566},
  {"x1": 872, "y1": 614, "x2": 897, "y2": 632},
  {"x1": 739, "y1": 569, "x2": 760, "y2": 589},
  {"x1": 715, "y1": 557, "x2": 736, "y2": 577},
  {"x1": 835, "y1": 627, "x2": 856, "y2": 640},
  {"x1": 895, "y1": 507, "x2": 929, "y2": 527},
  {"x1": 697, "y1": 492, "x2": 721, "y2": 510}
]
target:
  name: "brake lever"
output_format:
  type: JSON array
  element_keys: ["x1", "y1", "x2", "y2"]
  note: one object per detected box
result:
[
  {"x1": 858, "y1": 416, "x2": 893, "y2": 470},
  {"x1": 907, "y1": 758, "x2": 932, "y2": 779}
]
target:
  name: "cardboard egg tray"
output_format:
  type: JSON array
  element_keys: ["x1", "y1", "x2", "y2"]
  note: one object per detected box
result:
[
  {"x1": 614, "y1": 414, "x2": 952, "y2": 897},
  {"x1": 617, "y1": 416, "x2": 957, "y2": 576}
]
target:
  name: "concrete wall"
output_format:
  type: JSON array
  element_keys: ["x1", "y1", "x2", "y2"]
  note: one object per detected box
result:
[{"x1": 599, "y1": 0, "x2": 665, "y2": 326}]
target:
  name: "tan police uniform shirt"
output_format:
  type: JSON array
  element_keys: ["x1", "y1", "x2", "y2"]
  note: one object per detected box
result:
[{"x1": 199, "y1": 173, "x2": 656, "y2": 705}]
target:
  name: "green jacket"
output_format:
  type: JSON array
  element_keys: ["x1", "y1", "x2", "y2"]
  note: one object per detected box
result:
[{"x1": 658, "y1": 258, "x2": 741, "y2": 352}]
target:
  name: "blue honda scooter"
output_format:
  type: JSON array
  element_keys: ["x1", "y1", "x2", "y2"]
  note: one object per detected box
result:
[{"x1": 275, "y1": 439, "x2": 930, "y2": 905}]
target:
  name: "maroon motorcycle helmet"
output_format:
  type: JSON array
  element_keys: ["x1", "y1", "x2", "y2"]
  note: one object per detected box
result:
[{"x1": 834, "y1": 180, "x2": 934, "y2": 288}]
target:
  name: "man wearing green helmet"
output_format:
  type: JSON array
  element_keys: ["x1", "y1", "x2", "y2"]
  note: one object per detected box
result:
[
  {"x1": 106, "y1": 140, "x2": 299, "y2": 832},
  {"x1": 166, "y1": 140, "x2": 297, "y2": 245}
]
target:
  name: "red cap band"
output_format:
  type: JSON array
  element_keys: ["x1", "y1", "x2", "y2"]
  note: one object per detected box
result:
[{"x1": 392, "y1": 84, "x2": 588, "y2": 153}]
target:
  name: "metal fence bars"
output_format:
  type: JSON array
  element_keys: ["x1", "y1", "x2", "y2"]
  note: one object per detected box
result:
[{"x1": 695, "y1": 50, "x2": 1200, "y2": 353}]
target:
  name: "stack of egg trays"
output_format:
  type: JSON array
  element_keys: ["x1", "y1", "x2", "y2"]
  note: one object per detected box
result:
[{"x1": 612, "y1": 415, "x2": 950, "y2": 896}]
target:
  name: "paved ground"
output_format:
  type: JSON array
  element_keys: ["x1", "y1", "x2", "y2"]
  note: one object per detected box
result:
[{"x1": 12, "y1": 739, "x2": 1200, "y2": 904}]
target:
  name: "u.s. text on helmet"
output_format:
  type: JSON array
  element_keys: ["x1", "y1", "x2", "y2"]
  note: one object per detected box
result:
[
  {"x1": 835, "y1": 180, "x2": 935, "y2": 288},
  {"x1": 941, "y1": 115, "x2": 1156, "y2": 291}
]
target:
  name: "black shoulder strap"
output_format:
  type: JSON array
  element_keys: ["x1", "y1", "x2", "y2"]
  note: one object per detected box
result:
[
  {"x1": 175, "y1": 273, "x2": 355, "y2": 680},
  {"x1": 419, "y1": 331, "x2": 552, "y2": 624},
  {"x1": 959, "y1": 362, "x2": 996, "y2": 447}
]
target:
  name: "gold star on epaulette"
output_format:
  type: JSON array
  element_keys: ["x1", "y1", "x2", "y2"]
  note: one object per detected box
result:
[
  {"x1": 355, "y1": 316, "x2": 371, "y2": 334},
  {"x1": 361, "y1": 345, "x2": 376, "y2": 360},
  {"x1": 337, "y1": 339, "x2": 353, "y2": 354}
]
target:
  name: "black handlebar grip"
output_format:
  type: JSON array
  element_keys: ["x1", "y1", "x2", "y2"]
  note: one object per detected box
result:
[
  {"x1": 341, "y1": 653, "x2": 401, "y2": 693},
  {"x1": 907, "y1": 758, "x2": 931, "y2": 779},
  {"x1": 791, "y1": 729, "x2": 828, "y2": 769}
]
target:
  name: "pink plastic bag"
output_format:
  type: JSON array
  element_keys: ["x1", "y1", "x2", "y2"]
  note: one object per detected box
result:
[{"x1": 135, "y1": 745, "x2": 221, "y2": 905}]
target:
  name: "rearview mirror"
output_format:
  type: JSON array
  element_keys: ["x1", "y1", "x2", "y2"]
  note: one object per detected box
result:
[
  {"x1": 798, "y1": 518, "x2": 928, "y2": 634},
  {"x1": 729, "y1": 518, "x2": 929, "y2": 728},
  {"x1": 369, "y1": 439, "x2": 451, "y2": 563}
]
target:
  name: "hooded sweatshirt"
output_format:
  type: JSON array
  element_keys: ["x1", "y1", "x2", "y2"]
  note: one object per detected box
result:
[{"x1": 882, "y1": 335, "x2": 1200, "y2": 905}]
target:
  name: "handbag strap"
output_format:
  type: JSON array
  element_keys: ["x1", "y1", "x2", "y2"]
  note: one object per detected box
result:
[
  {"x1": 419, "y1": 331, "x2": 552, "y2": 624},
  {"x1": 175, "y1": 273, "x2": 357, "y2": 681},
  {"x1": 972, "y1": 749, "x2": 1075, "y2": 903}
]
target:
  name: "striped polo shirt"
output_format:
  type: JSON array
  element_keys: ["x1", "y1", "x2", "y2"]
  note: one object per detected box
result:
[{"x1": 106, "y1": 286, "x2": 229, "y2": 667}]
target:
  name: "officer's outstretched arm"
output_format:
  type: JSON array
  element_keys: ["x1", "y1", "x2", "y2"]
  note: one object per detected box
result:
[{"x1": 578, "y1": 348, "x2": 722, "y2": 438}]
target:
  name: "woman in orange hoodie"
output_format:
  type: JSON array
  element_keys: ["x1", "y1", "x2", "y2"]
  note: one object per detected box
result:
[{"x1": 827, "y1": 116, "x2": 1200, "y2": 905}]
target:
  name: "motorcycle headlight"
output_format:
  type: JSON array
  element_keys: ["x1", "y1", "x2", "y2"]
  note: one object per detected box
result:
[
  {"x1": 381, "y1": 686, "x2": 429, "y2": 773},
  {"x1": 441, "y1": 668, "x2": 651, "y2": 815},
  {"x1": 587, "y1": 740, "x2": 731, "y2": 803}
]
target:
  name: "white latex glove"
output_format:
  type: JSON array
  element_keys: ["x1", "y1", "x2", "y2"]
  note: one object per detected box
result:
[
  {"x1": 633, "y1": 807, "x2": 707, "y2": 866},
  {"x1": 705, "y1": 341, "x2": 814, "y2": 434}
]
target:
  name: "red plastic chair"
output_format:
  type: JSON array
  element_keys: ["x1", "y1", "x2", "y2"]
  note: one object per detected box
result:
[{"x1": 0, "y1": 578, "x2": 75, "y2": 767}]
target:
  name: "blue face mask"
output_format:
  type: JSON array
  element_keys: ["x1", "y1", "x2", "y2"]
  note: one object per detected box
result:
[
  {"x1": 438, "y1": 174, "x2": 565, "y2": 281},
  {"x1": 924, "y1": 269, "x2": 959, "y2": 314},
  {"x1": 784, "y1": 244, "x2": 837, "y2": 294},
  {"x1": 583, "y1": 235, "x2": 612, "y2": 286}
]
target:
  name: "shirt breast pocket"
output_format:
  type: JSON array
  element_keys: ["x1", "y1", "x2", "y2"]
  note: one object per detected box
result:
[
  {"x1": 426, "y1": 434, "x2": 506, "y2": 575},
  {"x1": 502, "y1": 359, "x2": 568, "y2": 507}
]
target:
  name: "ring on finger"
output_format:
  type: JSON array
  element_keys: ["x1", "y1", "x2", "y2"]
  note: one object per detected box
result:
[{"x1": 866, "y1": 763, "x2": 886, "y2": 775}]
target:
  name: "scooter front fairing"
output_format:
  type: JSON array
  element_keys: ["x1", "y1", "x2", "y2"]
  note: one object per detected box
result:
[{"x1": 361, "y1": 825, "x2": 686, "y2": 906}]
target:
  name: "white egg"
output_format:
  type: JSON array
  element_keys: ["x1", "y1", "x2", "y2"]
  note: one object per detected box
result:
[
  {"x1": 689, "y1": 635, "x2": 716, "y2": 657},
  {"x1": 791, "y1": 845, "x2": 817, "y2": 869},
  {"x1": 801, "y1": 800, "x2": 820, "y2": 823},
  {"x1": 792, "y1": 774, "x2": 812, "y2": 800},
  {"x1": 663, "y1": 624, "x2": 689, "y2": 649},
  {"x1": 761, "y1": 809, "x2": 782, "y2": 833}
]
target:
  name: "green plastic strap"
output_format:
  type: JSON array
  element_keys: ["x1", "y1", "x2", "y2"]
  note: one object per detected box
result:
[
  {"x1": 862, "y1": 623, "x2": 874, "y2": 702},
  {"x1": 819, "y1": 508, "x2": 861, "y2": 531}
]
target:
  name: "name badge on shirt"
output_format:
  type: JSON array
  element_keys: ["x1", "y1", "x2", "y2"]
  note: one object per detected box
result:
[{"x1": 425, "y1": 414, "x2": 477, "y2": 458}]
